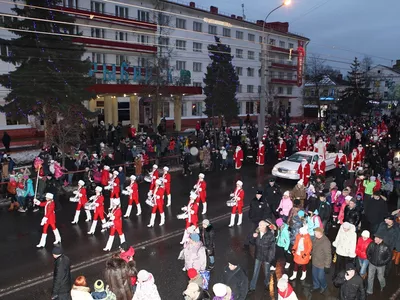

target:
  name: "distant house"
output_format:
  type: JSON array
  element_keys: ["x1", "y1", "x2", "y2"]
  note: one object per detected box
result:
[{"x1": 366, "y1": 64, "x2": 400, "y2": 102}]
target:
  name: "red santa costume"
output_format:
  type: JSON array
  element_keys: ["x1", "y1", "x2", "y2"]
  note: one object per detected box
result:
[
  {"x1": 162, "y1": 166, "x2": 172, "y2": 207},
  {"x1": 194, "y1": 173, "x2": 207, "y2": 214},
  {"x1": 357, "y1": 144, "x2": 365, "y2": 163},
  {"x1": 256, "y1": 142, "x2": 265, "y2": 166},
  {"x1": 297, "y1": 135, "x2": 306, "y2": 151},
  {"x1": 313, "y1": 138, "x2": 326, "y2": 159},
  {"x1": 101, "y1": 165, "x2": 110, "y2": 187},
  {"x1": 297, "y1": 159, "x2": 311, "y2": 186},
  {"x1": 307, "y1": 135, "x2": 314, "y2": 151},
  {"x1": 277, "y1": 137, "x2": 287, "y2": 160},
  {"x1": 110, "y1": 170, "x2": 120, "y2": 199},
  {"x1": 103, "y1": 198, "x2": 125, "y2": 251},
  {"x1": 149, "y1": 164, "x2": 159, "y2": 191},
  {"x1": 87, "y1": 186, "x2": 107, "y2": 234},
  {"x1": 334, "y1": 150, "x2": 347, "y2": 167},
  {"x1": 147, "y1": 179, "x2": 166, "y2": 227},
  {"x1": 71, "y1": 180, "x2": 91, "y2": 224},
  {"x1": 123, "y1": 175, "x2": 141, "y2": 218},
  {"x1": 130, "y1": 125, "x2": 137, "y2": 138},
  {"x1": 348, "y1": 149, "x2": 359, "y2": 172},
  {"x1": 233, "y1": 146, "x2": 244, "y2": 169},
  {"x1": 35, "y1": 193, "x2": 61, "y2": 248},
  {"x1": 228, "y1": 180, "x2": 245, "y2": 227},
  {"x1": 184, "y1": 192, "x2": 199, "y2": 229},
  {"x1": 315, "y1": 156, "x2": 326, "y2": 176}
]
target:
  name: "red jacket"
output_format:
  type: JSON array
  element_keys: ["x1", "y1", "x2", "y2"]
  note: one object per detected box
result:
[
  {"x1": 112, "y1": 207, "x2": 123, "y2": 230},
  {"x1": 315, "y1": 160, "x2": 326, "y2": 176},
  {"x1": 149, "y1": 170, "x2": 159, "y2": 190},
  {"x1": 101, "y1": 169, "x2": 110, "y2": 186},
  {"x1": 130, "y1": 182, "x2": 139, "y2": 201},
  {"x1": 233, "y1": 187, "x2": 245, "y2": 207},
  {"x1": 355, "y1": 237, "x2": 372, "y2": 259},
  {"x1": 162, "y1": 173, "x2": 171, "y2": 188},
  {"x1": 40, "y1": 200, "x2": 56, "y2": 225}
]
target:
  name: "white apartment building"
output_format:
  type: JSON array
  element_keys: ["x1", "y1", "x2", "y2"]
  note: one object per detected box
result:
[
  {"x1": 367, "y1": 64, "x2": 400, "y2": 102},
  {"x1": 0, "y1": 0, "x2": 309, "y2": 131}
]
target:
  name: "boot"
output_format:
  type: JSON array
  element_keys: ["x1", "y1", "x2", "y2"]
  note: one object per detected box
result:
[
  {"x1": 166, "y1": 194, "x2": 171, "y2": 207},
  {"x1": 119, "y1": 234, "x2": 126, "y2": 244},
  {"x1": 103, "y1": 235, "x2": 114, "y2": 251},
  {"x1": 8, "y1": 202, "x2": 14, "y2": 211},
  {"x1": 180, "y1": 230, "x2": 188, "y2": 244},
  {"x1": 147, "y1": 213, "x2": 156, "y2": 227},
  {"x1": 237, "y1": 214, "x2": 243, "y2": 225},
  {"x1": 289, "y1": 271, "x2": 297, "y2": 281},
  {"x1": 53, "y1": 229, "x2": 61, "y2": 245},
  {"x1": 136, "y1": 204, "x2": 142, "y2": 216},
  {"x1": 159, "y1": 213, "x2": 165, "y2": 226},
  {"x1": 36, "y1": 233, "x2": 47, "y2": 248},
  {"x1": 85, "y1": 210, "x2": 92, "y2": 222},
  {"x1": 228, "y1": 214, "x2": 235, "y2": 227},
  {"x1": 124, "y1": 205, "x2": 132, "y2": 218},
  {"x1": 71, "y1": 211, "x2": 80, "y2": 224},
  {"x1": 101, "y1": 219, "x2": 107, "y2": 232},
  {"x1": 202, "y1": 202, "x2": 207, "y2": 214},
  {"x1": 88, "y1": 220, "x2": 97, "y2": 235},
  {"x1": 300, "y1": 271, "x2": 307, "y2": 280}
]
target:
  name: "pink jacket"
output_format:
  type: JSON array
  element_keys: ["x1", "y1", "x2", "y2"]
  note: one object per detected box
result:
[
  {"x1": 277, "y1": 197, "x2": 293, "y2": 217},
  {"x1": 338, "y1": 202, "x2": 348, "y2": 224}
]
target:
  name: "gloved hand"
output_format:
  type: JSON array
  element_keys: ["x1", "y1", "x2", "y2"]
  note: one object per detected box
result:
[
  {"x1": 95, "y1": 203, "x2": 99, "y2": 207},
  {"x1": 110, "y1": 215, "x2": 115, "y2": 220},
  {"x1": 34, "y1": 199, "x2": 41, "y2": 205},
  {"x1": 41, "y1": 217, "x2": 48, "y2": 226}
]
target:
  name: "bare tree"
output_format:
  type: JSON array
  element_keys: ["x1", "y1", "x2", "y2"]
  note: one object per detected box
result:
[{"x1": 305, "y1": 54, "x2": 327, "y2": 120}]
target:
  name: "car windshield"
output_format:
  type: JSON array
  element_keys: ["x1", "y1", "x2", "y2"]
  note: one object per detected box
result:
[{"x1": 287, "y1": 154, "x2": 312, "y2": 163}]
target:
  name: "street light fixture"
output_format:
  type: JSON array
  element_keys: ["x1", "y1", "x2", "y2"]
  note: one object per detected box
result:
[{"x1": 258, "y1": 0, "x2": 291, "y2": 141}]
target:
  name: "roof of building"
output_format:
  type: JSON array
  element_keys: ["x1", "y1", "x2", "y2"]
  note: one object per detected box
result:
[
  {"x1": 305, "y1": 75, "x2": 349, "y2": 87},
  {"x1": 368, "y1": 64, "x2": 400, "y2": 75}
]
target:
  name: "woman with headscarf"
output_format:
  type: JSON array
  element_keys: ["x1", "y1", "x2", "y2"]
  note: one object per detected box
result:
[
  {"x1": 183, "y1": 233, "x2": 207, "y2": 272},
  {"x1": 104, "y1": 258, "x2": 132, "y2": 300},
  {"x1": 132, "y1": 270, "x2": 161, "y2": 300}
]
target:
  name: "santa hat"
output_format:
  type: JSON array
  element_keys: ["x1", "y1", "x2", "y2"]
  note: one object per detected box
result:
[
  {"x1": 277, "y1": 274, "x2": 289, "y2": 291},
  {"x1": 104, "y1": 165, "x2": 110, "y2": 170},
  {"x1": 153, "y1": 164, "x2": 158, "y2": 169},
  {"x1": 198, "y1": 173, "x2": 205, "y2": 179},
  {"x1": 78, "y1": 180, "x2": 85, "y2": 186},
  {"x1": 45, "y1": 193, "x2": 54, "y2": 200},
  {"x1": 113, "y1": 170, "x2": 119, "y2": 176},
  {"x1": 163, "y1": 166, "x2": 169, "y2": 172}
]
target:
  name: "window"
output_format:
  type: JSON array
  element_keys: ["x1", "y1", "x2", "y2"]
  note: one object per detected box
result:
[
  {"x1": 158, "y1": 14, "x2": 170, "y2": 25},
  {"x1": 193, "y1": 62, "x2": 202, "y2": 72},
  {"x1": 248, "y1": 51, "x2": 255, "y2": 60},
  {"x1": 245, "y1": 101, "x2": 254, "y2": 114},
  {"x1": 258, "y1": 85, "x2": 261, "y2": 93},
  {"x1": 181, "y1": 102, "x2": 188, "y2": 117},
  {"x1": 138, "y1": 35, "x2": 149, "y2": 44},
  {"x1": 64, "y1": 0, "x2": 78, "y2": 8},
  {"x1": 279, "y1": 41, "x2": 285, "y2": 48},
  {"x1": 91, "y1": 28, "x2": 105, "y2": 38},
  {"x1": 287, "y1": 73, "x2": 293, "y2": 80},
  {"x1": 287, "y1": 87, "x2": 293, "y2": 95},
  {"x1": 237, "y1": 84, "x2": 242, "y2": 93},
  {"x1": 91, "y1": 52, "x2": 105, "y2": 64},
  {"x1": 236, "y1": 49, "x2": 243, "y2": 58},
  {"x1": 176, "y1": 40, "x2": 186, "y2": 50},
  {"x1": 288, "y1": 42, "x2": 294, "y2": 49},
  {"x1": 247, "y1": 68, "x2": 254, "y2": 77},
  {"x1": 248, "y1": 34, "x2": 255, "y2": 42},
  {"x1": 162, "y1": 102, "x2": 170, "y2": 118},
  {"x1": 116, "y1": 55, "x2": 127, "y2": 65},
  {"x1": 223, "y1": 28, "x2": 231, "y2": 37},
  {"x1": 137, "y1": 57, "x2": 150, "y2": 67},
  {"x1": 192, "y1": 102, "x2": 203, "y2": 116},
  {"x1": 69, "y1": 25, "x2": 80, "y2": 35},
  {"x1": 278, "y1": 86, "x2": 284, "y2": 94},
  {"x1": 137, "y1": 10, "x2": 150, "y2": 22},
  {"x1": 193, "y1": 42, "x2": 202, "y2": 52},
  {"x1": 208, "y1": 25, "x2": 217, "y2": 34},
  {"x1": 0, "y1": 45, "x2": 9, "y2": 56},
  {"x1": 247, "y1": 85, "x2": 254, "y2": 93},
  {"x1": 118, "y1": 101, "x2": 130, "y2": 121},
  {"x1": 259, "y1": 36, "x2": 263, "y2": 43},
  {"x1": 115, "y1": 6, "x2": 128, "y2": 18},
  {"x1": 270, "y1": 71, "x2": 275, "y2": 78},
  {"x1": 279, "y1": 55, "x2": 285, "y2": 64},
  {"x1": 269, "y1": 38, "x2": 276, "y2": 45},
  {"x1": 193, "y1": 82, "x2": 202, "y2": 87},
  {"x1": 236, "y1": 31, "x2": 243, "y2": 39},
  {"x1": 236, "y1": 67, "x2": 243, "y2": 76},
  {"x1": 278, "y1": 72, "x2": 284, "y2": 79},
  {"x1": 176, "y1": 18, "x2": 186, "y2": 29},
  {"x1": 159, "y1": 37, "x2": 169, "y2": 46},
  {"x1": 91, "y1": 1, "x2": 104, "y2": 13},
  {"x1": 288, "y1": 101, "x2": 292, "y2": 114},
  {"x1": 115, "y1": 31, "x2": 127, "y2": 41},
  {"x1": 176, "y1": 60, "x2": 186, "y2": 70},
  {"x1": 193, "y1": 21, "x2": 202, "y2": 32}
]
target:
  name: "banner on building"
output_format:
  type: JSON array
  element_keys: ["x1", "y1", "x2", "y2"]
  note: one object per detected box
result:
[{"x1": 297, "y1": 46, "x2": 305, "y2": 87}]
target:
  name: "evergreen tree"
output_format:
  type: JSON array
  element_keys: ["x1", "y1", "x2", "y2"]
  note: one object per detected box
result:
[
  {"x1": 203, "y1": 36, "x2": 239, "y2": 124},
  {"x1": 0, "y1": 0, "x2": 94, "y2": 134},
  {"x1": 339, "y1": 57, "x2": 371, "y2": 115}
]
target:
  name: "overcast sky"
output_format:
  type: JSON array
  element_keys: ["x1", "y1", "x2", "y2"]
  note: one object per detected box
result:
[{"x1": 197, "y1": 0, "x2": 399, "y2": 74}]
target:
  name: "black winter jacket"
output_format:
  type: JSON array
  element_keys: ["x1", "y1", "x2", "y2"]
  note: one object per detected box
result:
[
  {"x1": 318, "y1": 201, "x2": 331, "y2": 221},
  {"x1": 366, "y1": 242, "x2": 391, "y2": 267},
  {"x1": 52, "y1": 254, "x2": 72, "y2": 297},
  {"x1": 344, "y1": 206, "x2": 361, "y2": 227},
  {"x1": 263, "y1": 184, "x2": 282, "y2": 208},
  {"x1": 248, "y1": 197, "x2": 272, "y2": 223},
  {"x1": 221, "y1": 266, "x2": 248, "y2": 300},
  {"x1": 375, "y1": 222, "x2": 400, "y2": 251},
  {"x1": 333, "y1": 271, "x2": 366, "y2": 300},
  {"x1": 200, "y1": 225, "x2": 215, "y2": 256},
  {"x1": 250, "y1": 230, "x2": 275, "y2": 262}
]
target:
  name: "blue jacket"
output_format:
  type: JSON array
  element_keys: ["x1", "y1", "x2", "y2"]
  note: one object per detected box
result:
[
  {"x1": 306, "y1": 215, "x2": 322, "y2": 236},
  {"x1": 24, "y1": 179, "x2": 34, "y2": 197},
  {"x1": 276, "y1": 223, "x2": 290, "y2": 251}
]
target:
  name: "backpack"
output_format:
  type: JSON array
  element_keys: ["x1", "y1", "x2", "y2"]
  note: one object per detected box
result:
[{"x1": 199, "y1": 270, "x2": 210, "y2": 290}]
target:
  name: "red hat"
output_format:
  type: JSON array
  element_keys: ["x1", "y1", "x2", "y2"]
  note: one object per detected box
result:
[{"x1": 187, "y1": 268, "x2": 198, "y2": 279}]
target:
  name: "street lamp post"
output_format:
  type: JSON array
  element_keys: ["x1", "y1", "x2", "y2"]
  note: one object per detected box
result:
[{"x1": 258, "y1": 0, "x2": 291, "y2": 141}]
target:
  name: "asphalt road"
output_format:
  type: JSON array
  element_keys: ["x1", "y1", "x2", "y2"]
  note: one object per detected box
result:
[{"x1": 0, "y1": 163, "x2": 398, "y2": 300}]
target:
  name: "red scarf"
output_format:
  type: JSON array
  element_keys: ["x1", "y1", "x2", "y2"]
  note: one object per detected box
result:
[{"x1": 278, "y1": 284, "x2": 294, "y2": 298}]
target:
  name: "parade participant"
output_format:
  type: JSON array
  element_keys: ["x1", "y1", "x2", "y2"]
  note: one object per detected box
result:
[
  {"x1": 194, "y1": 173, "x2": 207, "y2": 215},
  {"x1": 101, "y1": 165, "x2": 110, "y2": 187},
  {"x1": 149, "y1": 164, "x2": 159, "y2": 192},
  {"x1": 162, "y1": 166, "x2": 172, "y2": 207},
  {"x1": 277, "y1": 137, "x2": 287, "y2": 161},
  {"x1": 109, "y1": 170, "x2": 120, "y2": 199},
  {"x1": 315, "y1": 155, "x2": 326, "y2": 176},
  {"x1": 334, "y1": 150, "x2": 347, "y2": 168},
  {"x1": 297, "y1": 159, "x2": 311, "y2": 186},
  {"x1": 256, "y1": 141, "x2": 265, "y2": 166},
  {"x1": 348, "y1": 149, "x2": 359, "y2": 172},
  {"x1": 124, "y1": 175, "x2": 141, "y2": 218},
  {"x1": 147, "y1": 179, "x2": 165, "y2": 227},
  {"x1": 357, "y1": 144, "x2": 366, "y2": 163},
  {"x1": 34, "y1": 193, "x2": 61, "y2": 248},
  {"x1": 297, "y1": 134, "x2": 306, "y2": 151},
  {"x1": 87, "y1": 186, "x2": 107, "y2": 235},
  {"x1": 233, "y1": 145, "x2": 244, "y2": 170},
  {"x1": 228, "y1": 180, "x2": 245, "y2": 227},
  {"x1": 103, "y1": 198, "x2": 125, "y2": 251},
  {"x1": 313, "y1": 137, "x2": 326, "y2": 159},
  {"x1": 183, "y1": 191, "x2": 199, "y2": 230},
  {"x1": 71, "y1": 180, "x2": 91, "y2": 224},
  {"x1": 307, "y1": 135, "x2": 314, "y2": 151}
]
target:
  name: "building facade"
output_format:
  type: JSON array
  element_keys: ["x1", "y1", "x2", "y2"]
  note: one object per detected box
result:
[
  {"x1": 366, "y1": 64, "x2": 400, "y2": 103},
  {"x1": 0, "y1": 0, "x2": 309, "y2": 130}
]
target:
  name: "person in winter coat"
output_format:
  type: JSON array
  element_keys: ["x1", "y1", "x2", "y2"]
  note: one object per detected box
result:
[
  {"x1": 277, "y1": 274, "x2": 298, "y2": 300},
  {"x1": 200, "y1": 219, "x2": 216, "y2": 270},
  {"x1": 355, "y1": 230, "x2": 372, "y2": 278},
  {"x1": 306, "y1": 210, "x2": 323, "y2": 239},
  {"x1": 290, "y1": 210, "x2": 305, "y2": 246},
  {"x1": 332, "y1": 222, "x2": 357, "y2": 277},
  {"x1": 212, "y1": 283, "x2": 234, "y2": 300},
  {"x1": 71, "y1": 276, "x2": 93, "y2": 300},
  {"x1": 133, "y1": 270, "x2": 161, "y2": 300},
  {"x1": 366, "y1": 234, "x2": 392, "y2": 295},
  {"x1": 272, "y1": 218, "x2": 291, "y2": 270},
  {"x1": 2, "y1": 131, "x2": 11, "y2": 152},
  {"x1": 291, "y1": 180, "x2": 306, "y2": 208},
  {"x1": 221, "y1": 258, "x2": 248, "y2": 300},
  {"x1": 187, "y1": 268, "x2": 204, "y2": 289},
  {"x1": 264, "y1": 178, "x2": 282, "y2": 217},
  {"x1": 375, "y1": 215, "x2": 399, "y2": 252},
  {"x1": 317, "y1": 193, "x2": 331, "y2": 231},
  {"x1": 311, "y1": 228, "x2": 331, "y2": 294},
  {"x1": 364, "y1": 191, "x2": 388, "y2": 234},
  {"x1": 51, "y1": 246, "x2": 72, "y2": 300},
  {"x1": 338, "y1": 195, "x2": 351, "y2": 225},
  {"x1": 104, "y1": 258, "x2": 132, "y2": 300},
  {"x1": 290, "y1": 226, "x2": 312, "y2": 281},
  {"x1": 333, "y1": 263, "x2": 366, "y2": 300},
  {"x1": 183, "y1": 282, "x2": 211, "y2": 300},
  {"x1": 183, "y1": 233, "x2": 207, "y2": 272},
  {"x1": 344, "y1": 198, "x2": 362, "y2": 228},
  {"x1": 277, "y1": 191, "x2": 293, "y2": 222},
  {"x1": 91, "y1": 280, "x2": 116, "y2": 300}
]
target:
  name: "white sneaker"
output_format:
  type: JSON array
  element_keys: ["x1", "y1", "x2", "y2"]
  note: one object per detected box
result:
[
  {"x1": 270, "y1": 265, "x2": 276, "y2": 271},
  {"x1": 285, "y1": 262, "x2": 290, "y2": 269}
]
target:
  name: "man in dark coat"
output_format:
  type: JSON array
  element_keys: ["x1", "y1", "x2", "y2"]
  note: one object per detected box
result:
[
  {"x1": 264, "y1": 178, "x2": 282, "y2": 217},
  {"x1": 221, "y1": 257, "x2": 248, "y2": 300},
  {"x1": 333, "y1": 263, "x2": 366, "y2": 300},
  {"x1": 2, "y1": 131, "x2": 11, "y2": 152},
  {"x1": 364, "y1": 191, "x2": 388, "y2": 234},
  {"x1": 200, "y1": 219, "x2": 215, "y2": 270},
  {"x1": 333, "y1": 162, "x2": 348, "y2": 191},
  {"x1": 51, "y1": 246, "x2": 72, "y2": 300},
  {"x1": 344, "y1": 198, "x2": 361, "y2": 228}
]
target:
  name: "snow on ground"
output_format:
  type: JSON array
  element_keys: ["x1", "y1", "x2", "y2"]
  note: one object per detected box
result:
[{"x1": 11, "y1": 149, "x2": 40, "y2": 166}]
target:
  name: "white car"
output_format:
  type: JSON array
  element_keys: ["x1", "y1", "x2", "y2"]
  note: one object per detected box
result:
[{"x1": 272, "y1": 151, "x2": 337, "y2": 180}]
